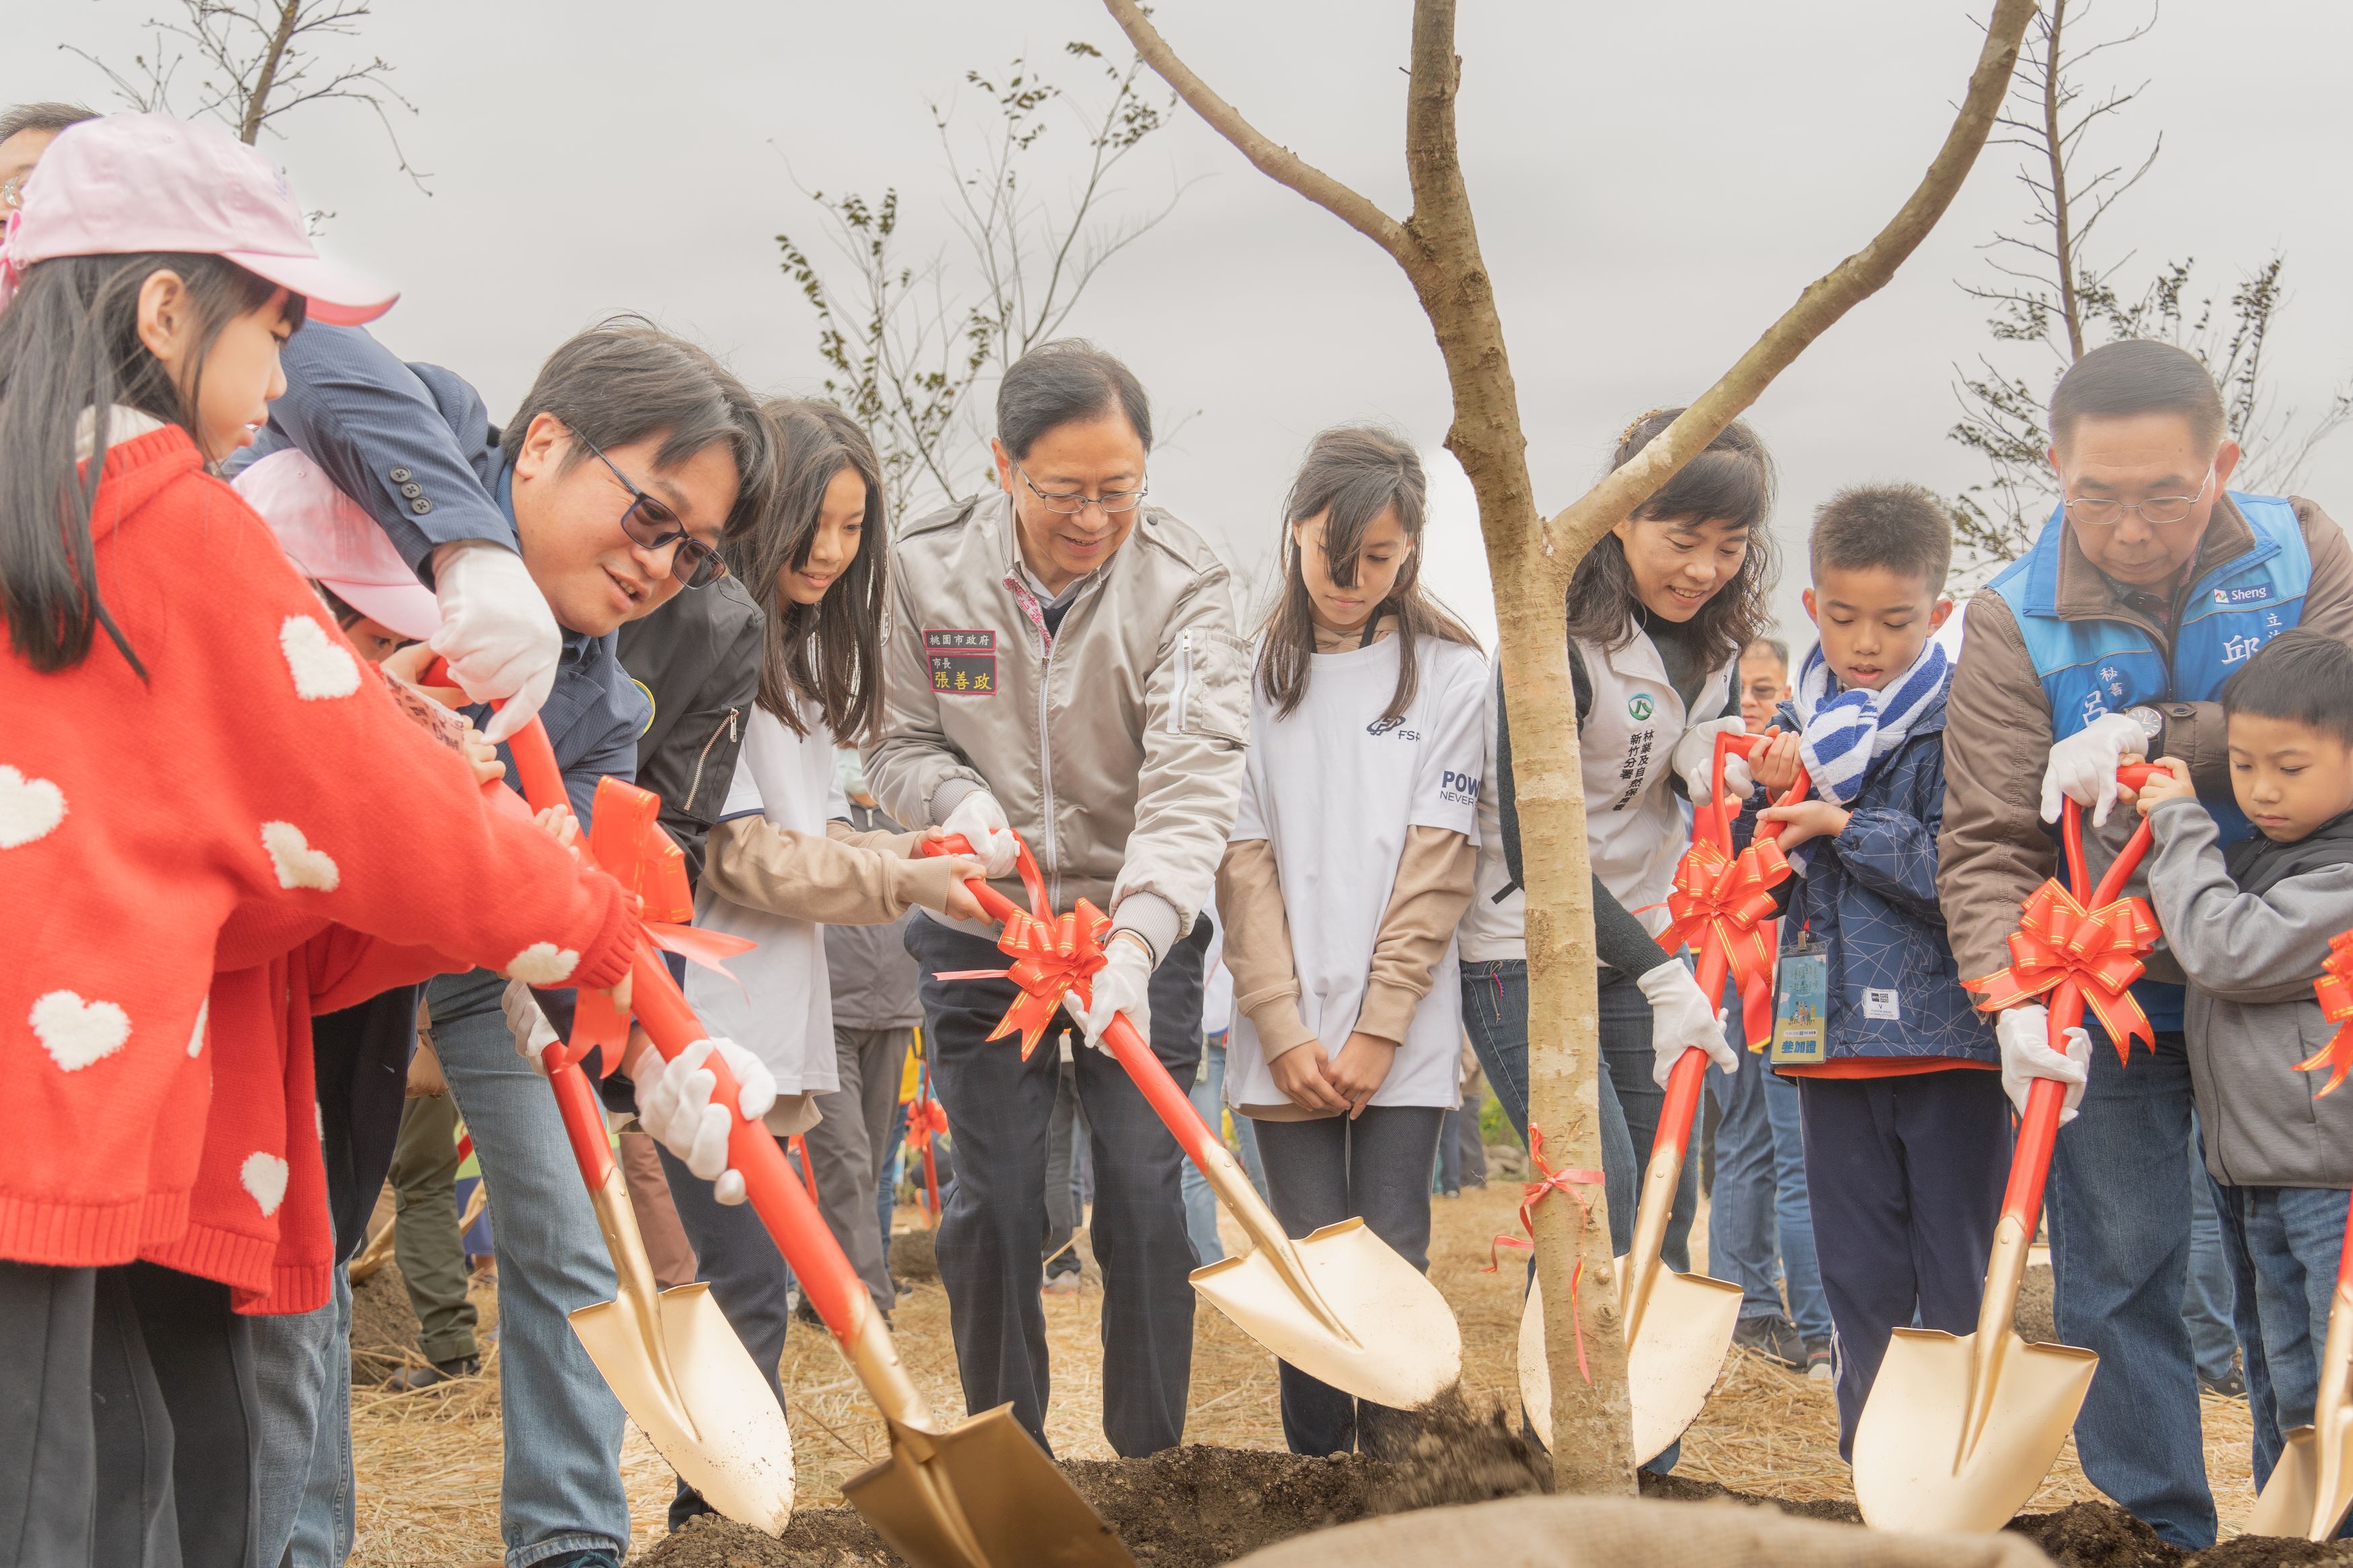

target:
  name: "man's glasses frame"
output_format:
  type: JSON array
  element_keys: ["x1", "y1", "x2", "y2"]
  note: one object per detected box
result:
[
  {"x1": 2062, "y1": 466, "x2": 2216, "y2": 529},
  {"x1": 1015, "y1": 464, "x2": 1148, "y2": 517},
  {"x1": 576, "y1": 434, "x2": 727, "y2": 588}
]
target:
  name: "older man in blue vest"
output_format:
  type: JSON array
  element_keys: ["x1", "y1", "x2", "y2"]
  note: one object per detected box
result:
[{"x1": 1942, "y1": 339, "x2": 2353, "y2": 1546}]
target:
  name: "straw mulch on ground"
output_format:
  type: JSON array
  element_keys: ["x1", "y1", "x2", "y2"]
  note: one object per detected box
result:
[{"x1": 344, "y1": 1164, "x2": 2261, "y2": 1565}]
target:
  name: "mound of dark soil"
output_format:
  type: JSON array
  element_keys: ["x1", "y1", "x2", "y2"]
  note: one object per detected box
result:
[
  {"x1": 887, "y1": 1227, "x2": 936, "y2": 1282},
  {"x1": 348, "y1": 1260, "x2": 426, "y2": 1380},
  {"x1": 2009, "y1": 1501, "x2": 2353, "y2": 1568}
]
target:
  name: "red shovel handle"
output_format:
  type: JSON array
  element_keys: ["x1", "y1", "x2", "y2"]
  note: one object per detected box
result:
[
  {"x1": 1999, "y1": 761, "x2": 2165, "y2": 1235},
  {"x1": 419, "y1": 655, "x2": 569, "y2": 811}
]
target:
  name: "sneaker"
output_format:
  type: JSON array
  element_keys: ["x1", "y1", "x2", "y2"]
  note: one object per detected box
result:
[
  {"x1": 1804, "y1": 1338, "x2": 1834, "y2": 1383},
  {"x1": 383, "y1": 1354, "x2": 479, "y2": 1391},
  {"x1": 2199, "y1": 1365, "x2": 2247, "y2": 1399},
  {"x1": 1731, "y1": 1313, "x2": 1805, "y2": 1370},
  {"x1": 794, "y1": 1294, "x2": 824, "y2": 1328},
  {"x1": 891, "y1": 1276, "x2": 914, "y2": 1303},
  {"x1": 1042, "y1": 1273, "x2": 1082, "y2": 1296}
]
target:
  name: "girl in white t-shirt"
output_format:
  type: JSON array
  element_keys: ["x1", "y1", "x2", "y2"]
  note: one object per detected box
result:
[
  {"x1": 652, "y1": 402, "x2": 985, "y2": 1512},
  {"x1": 1218, "y1": 427, "x2": 1486, "y2": 1457}
]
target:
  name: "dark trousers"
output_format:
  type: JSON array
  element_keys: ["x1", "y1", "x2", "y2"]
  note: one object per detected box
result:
[
  {"x1": 1599, "y1": 970, "x2": 1700, "y2": 1272},
  {"x1": 1796, "y1": 1069, "x2": 2011, "y2": 1457},
  {"x1": 0, "y1": 1261, "x2": 257, "y2": 1568},
  {"x1": 805, "y1": 1025, "x2": 915, "y2": 1315},
  {"x1": 906, "y1": 911, "x2": 1208, "y2": 1457},
  {"x1": 1252, "y1": 1106, "x2": 1446, "y2": 1456}
]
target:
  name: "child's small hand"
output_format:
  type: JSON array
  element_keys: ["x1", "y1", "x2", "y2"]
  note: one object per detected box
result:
[
  {"x1": 459, "y1": 719, "x2": 506, "y2": 786},
  {"x1": 1269, "y1": 1040, "x2": 1351, "y2": 1116},
  {"x1": 533, "y1": 802, "x2": 580, "y2": 854},
  {"x1": 1751, "y1": 729, "x2": 1803, "y2": 794},
  {"x1": 2132, "y1": 755, "x2": 2195, "y2": 815},
  {"x1": 381, "y1": 641, "x2": 468, "y2": 708},
  {"x1": 1759, "y1": 798, "x2": 1851, "y2": 851},
  {"x1": 1326, "y1": 1030, "x2": 1398, "y2": 1119}
]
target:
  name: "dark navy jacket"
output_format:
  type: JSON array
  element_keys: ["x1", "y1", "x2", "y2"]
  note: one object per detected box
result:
[
  {"x1": 245, "y1": 323, "x2": 647, "y2": 822},
  {"x1": 1752, "y1": 688, "x2": 1996, "y2": 1065}
]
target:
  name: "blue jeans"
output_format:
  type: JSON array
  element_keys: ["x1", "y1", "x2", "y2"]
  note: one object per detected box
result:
[
  {"x1": 2185, "y1": 1119, "x2": 2239, "y2": 1383},
  {"x1": 2046, "y1": 1028, "x2": 2215, "y2": 1549},
  {"x1": 251, "y1": 1265, "x2": 354, "y2": 1568},
  {"x1": 428, "y1": 969, "x2": 631, "y2": 1567},
  {"x1": 1183, "y1": 1034, "x2": 1267, "y2": 1266},
  {"x1": 877, "y1": 1096, "x2": 908, "y2": 1261},
  {"x1": 2212, "y1": 1180, "x2": 2352, "y2": 1519},
  {"x1": 1706, "y1": 1045, "x2": 1829, "y2": 1343}
]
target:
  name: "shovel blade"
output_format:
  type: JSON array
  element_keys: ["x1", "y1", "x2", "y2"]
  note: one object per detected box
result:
[
  {"x1": 1191, "y1": 1217, "x2": 1460, "y2": 1410},
  {"x1": 2249, "y1": 1413, "x2": 2353, "y2": 1542},
  {"x1": 1851, "y1": 1325, "x2": 2097, "y2": 1534},
  {"x1": 842, "y1": 1405, "x2": 1133, "y2": 1568},
  {"x1": 1517, "y1": 1257, "x2": 1741, "y2": 1464},
  {"x1": 571, "y1": 1284, "x2": 795, "y2": 1534}
]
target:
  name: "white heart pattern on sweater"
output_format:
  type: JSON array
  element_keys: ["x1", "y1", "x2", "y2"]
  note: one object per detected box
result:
[
  {"x1": 280, "y1": 615, "x2": 362, "y2": 700},
  {"x1": 506, "y1": 942, "x2": 580, "y2": 985},
  {"x1": 187, "y1": 997, "x2": 210, "y2": 1059},
  {"x1": 262, "y1": 821, "x2": 341, "y2": 891},
  {"x1": 31, "y1": 990, "x2": 131, "y2": 1073},
  {"x1": 241, "y1": 1152, "x2": 290, "y2": 1217},
  {"x1": 0, "y1": 766, "x2": 66, "y2": 849}
]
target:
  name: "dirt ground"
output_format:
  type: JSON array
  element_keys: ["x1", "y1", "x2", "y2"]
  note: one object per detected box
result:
[{"x1": 345, "y1": 1165, "x2": 2263, "y2": 1567}]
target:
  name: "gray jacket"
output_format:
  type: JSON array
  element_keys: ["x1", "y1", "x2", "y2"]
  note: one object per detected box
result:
[
  {"x1": 2148, "y1": 796, "x2": 2353, "y2": 1187},
  {"x1": 865, "y1": 491, "x2": 1251, "y2": 956},
  {"x1": 825, "y1": 802, "x2": 925, "y2": 1031}
]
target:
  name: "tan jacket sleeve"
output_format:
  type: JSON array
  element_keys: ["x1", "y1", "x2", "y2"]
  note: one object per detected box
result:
[
  {"x1": 1936, "y1": 591, "x2": 2059, "y2": 983},
  {"x1": 1216, "y1": 837, "x2": 1318, "y2": 1059},
  {"x1": 703, "y1": 816, "x2": 967, "y2": 926},
  {"x1": 1355, "y1": 826, "x2": 1478, "y2": 1044}
]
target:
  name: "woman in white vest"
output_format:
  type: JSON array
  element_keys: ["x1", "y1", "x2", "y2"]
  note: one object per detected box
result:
[{"x1": 1463, "y1": 408, "x2": 1778, "y2": 1280}]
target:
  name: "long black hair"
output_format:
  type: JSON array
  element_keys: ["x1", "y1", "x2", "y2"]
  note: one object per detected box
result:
[
  {"x1": 1562, "y1": 407, "x2": 1776, "y2": 679},
  {"x1": 1257, "y1": 425, "x2": 1478, "y2": 724},
  {"x1": 727, "y1": 399, "x2": 889, "y2": 742},
  {"x1": 0, "y1": 251, "x2": 299, "y2": 675}
]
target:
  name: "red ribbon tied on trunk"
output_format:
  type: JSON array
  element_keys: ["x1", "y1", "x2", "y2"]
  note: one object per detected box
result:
[
  {"x1": 1962, "y1": 876, "x2": 2159, "y2": 1063},
  {"x1": 2296, "y1": 931, "x2": 2353, "y2": 1097},
  {"x1": 563, "y1": 776, "x2": 757, "y2": 1070},
  {"x1": 1657, "y1": 835, "x2": 1790, "y2": 1050},
  {"x1": 1484, "y1": 1124, "x2": 1606, "y2": 1385},
  {"x1": 933, "y1": 900, "x2": 1112, "y2": 1061}
]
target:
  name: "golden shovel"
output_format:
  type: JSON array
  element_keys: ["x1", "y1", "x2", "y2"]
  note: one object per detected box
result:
[
  {"x1": 2246, "y1": 1181, "x2": 2353, "y2": 1538},
  {"x1": 1853, "y1": 769, "x2": 2162, "y2": 1534}
]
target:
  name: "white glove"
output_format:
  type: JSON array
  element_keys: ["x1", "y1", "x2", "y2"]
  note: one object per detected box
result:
[
  {"x1": 1670, "y1": 715, "x2": 1753, "y2": 804},
  {"x1": 1997, "y1": 1003, "x2": 2093, "y2": 1126},
  {"x1": 634, "y1": 1038, "x2": 778, "y2": 1205},
  {"x1": 2038, "y1": 712, "x2": 2145, "y2": 828},
  {"x1": 1068, "y1": 933, "x2": 1155, "y2": 1054},
  {"x1": 941, "y1": 790, "x2": 1019, "y2": 879},
  {"x1": 428, "y1": 540, "x2": 561, "y2": 744},
  {"x1": 500, "y1": 979, "x2": 559, "y2": 1076},
  {"x1": 1636, "y1": 959, "x2": 1737, "y2": 1087}
]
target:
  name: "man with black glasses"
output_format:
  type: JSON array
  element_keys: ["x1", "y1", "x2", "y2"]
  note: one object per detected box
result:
[
  {"x1": 246, "y1": 319, "x2": 773, "y2": 1568},
  {"x1": 1942, "y1": 337, "x2": 2353, "y2": 1549},
  {"x1": 868, "y1": 339, "x2": 1251, "y2": 1460}
]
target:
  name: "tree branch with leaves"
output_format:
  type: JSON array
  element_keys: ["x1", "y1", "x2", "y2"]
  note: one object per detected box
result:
[{"x1": 1107, "y1": 0, "x2": 2032, "y2": 1492}]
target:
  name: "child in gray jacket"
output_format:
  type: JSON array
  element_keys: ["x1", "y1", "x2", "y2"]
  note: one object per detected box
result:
[{"x1": 2137, "y1": 630, "x2": 2353, "y2": 1499}]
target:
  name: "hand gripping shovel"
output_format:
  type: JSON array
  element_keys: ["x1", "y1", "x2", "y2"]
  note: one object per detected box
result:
[
  {"x1": 2247, "y1": 932, "x2": 2353, "y2": 1541},
  {"x1": 1853, "y1": 763, "x2": 2163, "y2": 1533},
  {"x1": 457, "y1": 702, "x2": 795, "y2": 1531},
  {"x1": 921, "y1": 837, "x2": 1463, "y2": 1411},
  {"x1": 1519, "y1": 730, "x2": 1799, "y2": 1461}
]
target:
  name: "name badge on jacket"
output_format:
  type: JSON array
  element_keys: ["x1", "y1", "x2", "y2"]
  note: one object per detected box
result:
[
  {"x1": 1770, "y1": 949, "x2": 1827, "y2": 1067},
  {"x1": 926, "y1": 628, "x2": 997, "y2": 695}
]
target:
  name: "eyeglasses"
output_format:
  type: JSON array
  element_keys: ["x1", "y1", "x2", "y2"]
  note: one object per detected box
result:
[
  {"x1": 2063, "y1": 466, "x2": 2215, "y2": 528},
  {"x1": 575, "y1": 434, "x2": 727, "y2": 588},
  {"x1": 1016, "y1": 464, "x2": 1147, "y2": 518},
  {"x1": 0, "y1": 175, "x2": 24, "y2": 212}
]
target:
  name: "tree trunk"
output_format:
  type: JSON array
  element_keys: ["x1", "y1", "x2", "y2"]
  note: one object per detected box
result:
[{"x1": 241, "y1": 1, "x2": 304, "y2": 145}]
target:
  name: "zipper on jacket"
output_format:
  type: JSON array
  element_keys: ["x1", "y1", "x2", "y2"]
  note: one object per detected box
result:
[
  {"x1": 1038, "y1": 634, "x2": 1060, "y2": 908},
  {"x1": 1172, "y1": 629, "x2": 1194, "y2": 734},
  {"x1": 685, "y1": 706, "x2": 740, "y2": 811}
]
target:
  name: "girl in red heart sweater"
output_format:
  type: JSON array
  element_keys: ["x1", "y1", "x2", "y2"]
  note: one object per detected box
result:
[{"x1": 0, "y1": 115, "x2": 642, "y2": 1566}]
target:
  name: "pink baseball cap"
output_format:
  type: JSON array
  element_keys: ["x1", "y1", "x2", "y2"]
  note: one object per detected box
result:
[
  {"x1": 0, "y1": 114, "x2": 396, "y2": 325},
  {"x1": 235, "y1": 449, "x2": 441, "y2": 641}
]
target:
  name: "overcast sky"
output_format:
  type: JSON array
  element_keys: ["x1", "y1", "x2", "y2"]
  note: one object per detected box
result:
[{"x1": 17, "y1": 1, "x2": 2353, "y2": 653}]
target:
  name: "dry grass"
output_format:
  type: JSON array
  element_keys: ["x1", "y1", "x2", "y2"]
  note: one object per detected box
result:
[{"x1": 345, "y1": 1169, "x2": 2265, "y2": 1565}]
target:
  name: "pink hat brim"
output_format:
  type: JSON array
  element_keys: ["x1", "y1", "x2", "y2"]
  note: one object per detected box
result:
[
  {"x1": 327, "y1": 575, "x2": 443, "y2": 643},
  {"x1": 223, "y1": 247, "x2": 398, "y2": 326}
]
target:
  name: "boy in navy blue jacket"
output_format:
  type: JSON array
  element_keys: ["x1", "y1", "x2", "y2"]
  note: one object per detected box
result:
[{"x1": 1747, "y1": 485, "x2": 2013, "y2": 1455}]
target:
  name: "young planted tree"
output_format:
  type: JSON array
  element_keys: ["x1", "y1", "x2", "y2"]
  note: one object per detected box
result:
[
  {"x1": 1950, "y1": 0, "x2": 2349, "y2": 580},
  {"x1": 66, "y1": 0, "x2": 428, "y2": 187},
  {"x1": 1103, "y1": 0, "x2": 2033, "y2": 1492}
]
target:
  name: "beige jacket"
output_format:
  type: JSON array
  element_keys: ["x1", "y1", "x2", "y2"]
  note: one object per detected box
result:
[
  {"x1": 1939, "y1": 494, "x2": 2353, "y2": 986},
  {"x1": 865, "y1": 490, "x2": 1252, "y2": 954}
]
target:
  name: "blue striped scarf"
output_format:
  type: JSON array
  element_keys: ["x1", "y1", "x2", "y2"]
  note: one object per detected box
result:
[{"x1": 1786, "y1": 639, "x2": 1949, "y2": 870}]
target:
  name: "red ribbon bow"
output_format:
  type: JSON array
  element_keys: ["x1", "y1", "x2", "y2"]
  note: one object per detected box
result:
[
  {"x1": 564, "y1": 777, "x2": 756, "y2": 1069},
  {"x1": 1483, "y1": 1124, "x2": 1607, "y2": 1385},
  {"x1": 934, "y1": 899, "x2": 1113, "y2": 1060},
  {"x1": 1658, "y1": 835, "x2": 1791, "y2": 1050},
  {"x1": 2297, "y1": 931, "x2": 2353, "y2": 1096},
  {"x1": 904, "y1": 1097, "x2": 950, "y2": 1151},
  {"x1": 1962, "y1": 876, "x2": 2159, "y2": 1063}
]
